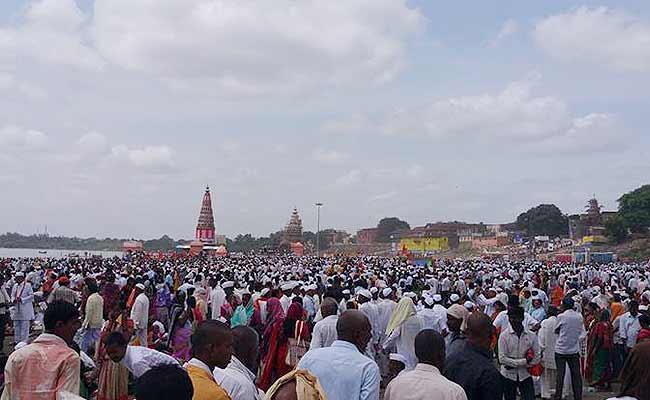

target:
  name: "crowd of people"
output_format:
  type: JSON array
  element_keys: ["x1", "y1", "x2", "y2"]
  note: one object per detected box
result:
[{"x1": 0, "y1": 252, "x2": 650, "y2": 400}]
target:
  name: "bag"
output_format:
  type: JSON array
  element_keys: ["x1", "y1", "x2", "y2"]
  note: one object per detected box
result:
[
  {"x1": 285, "y1": 320, "x2": 308, "y2": 367},
  {"x1": 528, "y1": 363, "x2": 543, "y2": 376}
]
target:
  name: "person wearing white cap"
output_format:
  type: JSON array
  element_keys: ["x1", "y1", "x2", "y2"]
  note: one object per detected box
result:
[
  {"x1": 130, "y1": 283, "x2": 150, "y2": 346},
  {"x1": 280, "y1": 283, "x2": 293, "y2": 314},
  {"x1": 449, "y1": 293, "x2": 461, "y2": 305},
  {"x1": 358, "y1": 289, "x2": 380, "y2": 358},
  {"x1": 418, "y1": 295, "x2": 447, "y2": 335},
  {"x1": 377, "y1": 288, "x2": 397, "y2": 344},
  {"x1": 10, "y1": 271, "x2": 34, "y2": 345},
  {"x1": 303, "y1": 284, "x2": 318, "y2": 322},
  {"x1": 209, "y1": 279, "x2": 227, "y2": 321}
]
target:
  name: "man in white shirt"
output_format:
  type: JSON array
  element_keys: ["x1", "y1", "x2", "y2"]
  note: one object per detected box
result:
[
  {"x1": 279, "y1": 283, "x2": 293, "y2": 313},
  {"x1": 358, "y1": 289, "x2": 380, "y2": 357},
  {"x1": 418, "y1": 295, "x2": 448, "y2": 335},
  {"x1": 310, "y1": 298, "x2": 339, "y2": 350},
  {"x1": 620, "y1": 300, "x2": 641, "y2": 352},
  {"x1": 130, "y1": 283, "x2": 150, "y2": 346},
  {"x1": 210, "y1": 280, "x2": 226, "y2": 320},
  {"x1": 10, "y1": 272, "x2": 34, "y2": 345},
  {"x1": 213, "y1": 326, "x2": 264, "y2": 400},
  {"x1": 385, "y1": 329, "x2": 466, "y2": 400},
  {"x1": 105, "y1": 331, "x2": 179, "y2": 378},
  {"x1": 554, "y1": 297, "x2": 585, "y2": 400},
  {"x1": 377, "y1": 288, "x2": 397, "y2": 343},
  {"x1": 298, "y1": 310, "x2": 380, "y2": 400},
  {"x1": 498, "y1": 307, "x2": 539, "y2": 400}
]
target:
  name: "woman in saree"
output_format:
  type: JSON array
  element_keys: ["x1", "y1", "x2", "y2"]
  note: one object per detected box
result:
[
  {"x1": 96, "y1": 306, "x2": 131, "y2": 400},
  {"x1": 259, "y1": 297, "x2": 291, "y2": 391},
  {"x1": 585, "y1": 308, "x2": 613, "y2": 391},
  {"x1": 167, "y1": 290, "x2": 193, "y2": 362}
]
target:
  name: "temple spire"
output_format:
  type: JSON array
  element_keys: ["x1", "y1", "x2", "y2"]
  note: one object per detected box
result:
[
  {"x1": 284, "y1": 208, "x2": 303, "y2": 243},
  {"x1": 196, "y1": 186, "x2": 216, "y2": 243}
]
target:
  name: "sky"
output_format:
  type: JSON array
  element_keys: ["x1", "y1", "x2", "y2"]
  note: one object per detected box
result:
[{"x1": 0, "y1": 0, "x2": 649, "y2": 240}]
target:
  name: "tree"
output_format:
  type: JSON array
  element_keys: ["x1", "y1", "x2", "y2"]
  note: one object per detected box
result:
[
  {"x1": 618, "y1": 184, "x2": 650, "y2": 234},
  {"x1": 605, "y1": 215, "x2": 628, "y2": 244},
  {"x1": 376, "y1": 217, "x2": 410, "y2": 242},
  {"x1": 515, "y1": 204, "x2": 568, "y2": 238}
]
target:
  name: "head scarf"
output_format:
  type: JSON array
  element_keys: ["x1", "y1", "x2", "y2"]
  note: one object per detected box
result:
[
  {"x1": 618, "y1": 341, "x2": 650, "y2": 400},
  {"x1": 265, "y1": 369, "x2": 327, "y2": 400},
  {"x1": 385, "y1": 297, "x2": 416, "y2": 335},
  {"x1": 286, "y1": 302, "x2": 304, "y2": 321},
  {"x1": 264, "y1": 298, "x2": 285, "y2": 338}
]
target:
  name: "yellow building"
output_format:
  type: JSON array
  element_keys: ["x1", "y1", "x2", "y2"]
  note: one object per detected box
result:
[{"x1": 399, "y1": 237, "x2": 449, "y2": 252}]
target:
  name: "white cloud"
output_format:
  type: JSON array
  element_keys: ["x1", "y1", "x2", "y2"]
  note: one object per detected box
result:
[
  {"x1": 321, "y1": 114, "x2": 374, "y2": 135},
  {"x1": 0, "y1": 0, "x2": 104, "y2": 70},
  {"x1": 534, "y1": 6, "x2": 650, "y2": 71},
  {"x1": 490, "y1": 19, "x2": 518, "y2": 46},
  {"x1": 335, "y1": 169, "x2": 362, "y2": 186},
  {"x1": 0, "y1": 125, "x2": 47, "y2": 149},
  {"x1": 382, "y1": 73, "x2": 570, "y2": 141},
  {"x1": 93, "y1": 0, "x2": 425, "y2": 94},
  {"x1": 110, "y1": 145, "x2": 176, "y2": 171},
  {"x1": 76, "y1": 132, "x2": 109, "y2": 155},
  {"x1": 0, "y1": 73, "x2": 46, "y2": 99},
  {"x1": 312, "y1": 149, "x2": 349, "y2": 165},
  {"x1": 368, "y1": 191, "x2": 397, "y2": 203}
]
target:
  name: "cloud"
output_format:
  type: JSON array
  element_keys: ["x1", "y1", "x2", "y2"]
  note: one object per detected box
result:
[
  {"x1": 76, "y1": 132, "x2": 109, "y2": 155},
  {"x1": 321, "y1": 114, "x2": 374, "y2": 135},
  {"x1": 335, "y1": 169, "x2": 362, "y2": 186},
  {"x1": 368, "y1": 191, "x2": 397, "y2": 203},
  {"x1": 534, "y1": 6, "x2": 650, "y2": 71},
  {"x1": 312, "y1": 148, "x2": 349, "y2": 165},
  {"x1": 0, "y1": 125, "x2": 47, "y2": 149},
  {"x1": 110, "y1": 145, "x2": 177, "y2": 172},
  {"x1": 0, "y1": 0, "x2": 105, "y2": 70},
  {"x1": 490, "y1": 19, "x2": 518, "y2": 46},
  {"x1": 382, "y1": 72, "x2": 570, "y2": 141},
  {"x1": 93, "y1": 0, "x2": 425, "y2": 94},
  {"x1": 0, "y1": 73, "x2": 46, "y2": 99}
]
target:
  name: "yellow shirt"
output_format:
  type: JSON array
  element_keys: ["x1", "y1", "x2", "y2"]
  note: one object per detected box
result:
[{"x1": 186, "y1": 362, "x2": 231, "y2": 400}]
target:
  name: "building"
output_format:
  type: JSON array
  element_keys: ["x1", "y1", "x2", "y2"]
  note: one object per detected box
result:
[
  {"x1": 568, "y1": 197, "x2": 615, "y2": 243},
  {"x1": 356, "y1": 228, "x2": 379, "y2": 245},
  {"x1": 399, "y1": 237, "x2": 449, "y2": 253},
  {"x1": 284, "y1": 208, "x2": 304, "y2": 244},
  {"x1": 196, "y1": 186, "x2": 216, "y2": 243}
]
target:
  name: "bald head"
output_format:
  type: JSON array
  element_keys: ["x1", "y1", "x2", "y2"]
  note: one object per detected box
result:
[
  {"x1": 320, "y1": 297, "x2": 338, "y2": 318},
  {"x1": 337, "y1": 310, "x2": 371, "y2": 353},
  {"x1": 465, "y1": 312, "x2": 493, "y2": 349},
  {"x1": 414, "y1": 329, "x2": 445, "y2": 370}
]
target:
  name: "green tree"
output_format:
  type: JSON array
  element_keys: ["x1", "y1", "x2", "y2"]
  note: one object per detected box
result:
[
  {"x1": 376, "y1": 217, "x2": 410, "y2": 242},
  {"x1": 604, "y1": 215, "x2": 628, "y2": 244},
  {"x1": 618, "y1": 184, "x2": 650, "y2": 234},
  {"x1": 516, "y1": 204, "x2": 568, "y2": 238}
]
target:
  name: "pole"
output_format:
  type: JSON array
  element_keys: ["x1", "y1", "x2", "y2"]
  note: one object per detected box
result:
[{"x1": 315, "y1": 202, "x2": 323, "y2": 257}]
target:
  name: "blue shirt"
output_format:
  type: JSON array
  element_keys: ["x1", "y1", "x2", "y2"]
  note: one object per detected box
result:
[{"x1": 297, "y1": 340, "x2": 380, "y2": 400}]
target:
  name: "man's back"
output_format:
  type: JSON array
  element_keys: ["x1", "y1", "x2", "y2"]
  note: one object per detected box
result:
[
  {"x1": 297, "y1": 340, "x2": 380, "y2": 400},
  {"x1": 444, "y1": 342, "x2": 502, "y2": 400},
  {"x1": 310, "y1": 315, "x2": 339, "y2": 349},
  {"x1": 555, "y1": 309, "x2": 585, "y2": 354},
  {"x1": 385, "y1": 363, "x2": 467, "y2": 400},
  {"x1": 1, "y1": 333, "x2": 80, "y2": 400}
]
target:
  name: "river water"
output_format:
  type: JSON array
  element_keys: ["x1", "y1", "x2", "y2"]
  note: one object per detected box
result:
[{"x1": 0, "y1": 248, "x2": 122, "y2": 258}]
